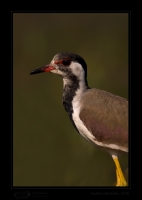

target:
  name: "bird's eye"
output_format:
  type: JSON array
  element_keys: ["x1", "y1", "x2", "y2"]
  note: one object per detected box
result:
[{"x1": 62, "y1": 60, "x2": 71, "y2": 66}]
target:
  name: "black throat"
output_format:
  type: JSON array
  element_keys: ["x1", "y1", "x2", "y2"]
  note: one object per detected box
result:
[
  {"x1": 62, "y1": 73, "x2": 89, "y2": 128},
  {"x1": 62, "y1": 74, "x2": 79, "y2": 119}
]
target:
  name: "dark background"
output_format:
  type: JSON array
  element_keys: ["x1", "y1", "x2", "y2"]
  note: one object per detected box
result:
[{"x1": 13, "y1": 13, "x2": 128, "y2": 186}]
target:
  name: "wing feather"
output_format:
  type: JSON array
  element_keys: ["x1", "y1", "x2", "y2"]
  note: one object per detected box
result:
[{"x1": 79, "y1": 89, "x2": 128, "y2": 150}]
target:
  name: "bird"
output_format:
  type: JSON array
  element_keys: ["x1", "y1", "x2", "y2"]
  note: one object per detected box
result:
[{"x1": 30, "y1": 52, "x2": 128, "y2": 186}]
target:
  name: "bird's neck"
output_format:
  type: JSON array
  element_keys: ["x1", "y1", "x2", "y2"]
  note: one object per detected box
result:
[{"x1": 62, "y1": 75, "x2": 89, "y2": 119}]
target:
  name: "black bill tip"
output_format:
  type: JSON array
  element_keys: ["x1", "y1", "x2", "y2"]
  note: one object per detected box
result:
[{"x1": 30, "y1": 68, "x2": 44, "y2": 75}]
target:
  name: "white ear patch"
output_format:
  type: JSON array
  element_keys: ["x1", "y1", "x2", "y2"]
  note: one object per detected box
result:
[{"x1": 69, "y1": 62, "x2": 84, "y2": 78}]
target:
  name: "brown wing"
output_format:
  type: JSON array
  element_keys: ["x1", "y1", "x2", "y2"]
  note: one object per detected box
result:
[{"x1": 79, "y1": 89, "x2": 128, "y2": 151}]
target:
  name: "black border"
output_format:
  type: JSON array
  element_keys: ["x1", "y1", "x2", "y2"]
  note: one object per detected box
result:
[{"x1": 11, "y1": 11, "x2": 131, "y2": 198}]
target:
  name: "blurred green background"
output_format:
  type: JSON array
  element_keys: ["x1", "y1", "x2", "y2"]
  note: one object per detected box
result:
[{"x1": 13, "y1": 13, "x2": 128, "y2": 186}]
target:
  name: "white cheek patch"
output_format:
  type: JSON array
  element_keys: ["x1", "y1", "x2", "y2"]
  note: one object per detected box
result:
[
  {"x1": 50, "y1": 68, "x2": 66, "y2": 77},
  {"x1": 50, "y1": 69, "x2": 58, "y2": 74},
  {"x1": 50, "y1": 69, "x2": 62, "y2": 76},
  {"x1": 69, "y1": 62, "x2": 83, "y2": 78}
]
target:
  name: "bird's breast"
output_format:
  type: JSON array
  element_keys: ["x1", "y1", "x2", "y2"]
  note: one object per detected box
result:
[{"x1": 71, "y1": 94, "x2": 95, "y2": 143}]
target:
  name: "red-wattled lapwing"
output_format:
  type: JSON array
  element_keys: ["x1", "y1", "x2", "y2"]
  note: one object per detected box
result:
[{"x1": 30, "y1": 52, "x2": 128, "y2": 186}]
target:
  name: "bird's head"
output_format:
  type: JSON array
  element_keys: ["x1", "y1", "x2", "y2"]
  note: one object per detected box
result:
[{"x1": 30, "y1": 52, "x2": 88, "y2": 82}]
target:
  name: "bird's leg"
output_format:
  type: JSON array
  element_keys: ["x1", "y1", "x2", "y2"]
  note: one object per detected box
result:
[
  {"x1": 115, "y1": 168, "x2": 121, "y2": 186},
  {"x1": 112, "y1": 155, "x2": 127, "y2": 186}
]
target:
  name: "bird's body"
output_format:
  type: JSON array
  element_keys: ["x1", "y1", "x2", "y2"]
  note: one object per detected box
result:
[
  {"x1": 30, "y1": 52, "x2": 128, "y2": 186},
  {"x1": 71, "y1": 88, "x2": 128, "y2": 153}
]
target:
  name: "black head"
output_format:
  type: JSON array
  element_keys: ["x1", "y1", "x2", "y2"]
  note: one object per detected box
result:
[
  {"x1": 30, "y1": 52, "x2": 89, "y2": 86},
  {"x1": 53, "y1": 52, "x2": 88, "y2": 77}
]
